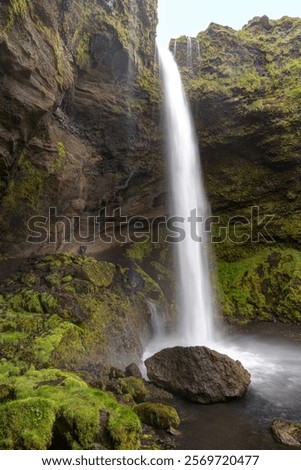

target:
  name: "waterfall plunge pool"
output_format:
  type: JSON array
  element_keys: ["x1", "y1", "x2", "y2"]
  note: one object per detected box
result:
[{"x1": 169, "y1": 324, "x2": 301, "y2": 450}]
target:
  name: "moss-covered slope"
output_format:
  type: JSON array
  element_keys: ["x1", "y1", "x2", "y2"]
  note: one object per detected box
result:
[{"x1": 0, "y1": 253, "x2": 169, "y2": 372}]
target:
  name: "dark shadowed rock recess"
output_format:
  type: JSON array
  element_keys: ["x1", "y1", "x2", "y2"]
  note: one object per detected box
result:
[
  {"x1": 171, "y1": 16, "x2": 301, "y2": 325},
  {"x1": 145, "y1": 346, "x2": 251, "y2": 404}
]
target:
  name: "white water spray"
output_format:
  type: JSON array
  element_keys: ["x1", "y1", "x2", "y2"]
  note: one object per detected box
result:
[
  {"x1": 159, "y1": 48, "x2": 215, "y2": 346},
  {"x1": 187, "y1": 37, "x2": 192, "y2": 68},
  {"x1": 173, "y1": 39, "x2": 177, "y2": 59}
]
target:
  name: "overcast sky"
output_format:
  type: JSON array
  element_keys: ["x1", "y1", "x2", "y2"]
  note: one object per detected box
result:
[{"x1": 157, "y1": 0, "x2": 301, "y2": 46}]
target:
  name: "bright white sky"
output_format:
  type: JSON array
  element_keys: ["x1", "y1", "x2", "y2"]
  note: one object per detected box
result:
[{"x1": 157, "y1": 0, "x2": 301, "y2": 46}]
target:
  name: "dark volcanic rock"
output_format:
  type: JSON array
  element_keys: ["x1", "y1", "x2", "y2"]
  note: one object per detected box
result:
[
  {"x1": 272, "y1": 419, "x2": 301, "y2": 448},
  {"x1": 125, "y1": 363, "x2": 143, "y2": 379},
  {"x1": 145, "y1": 346, "x2": 251, "y2": 404},
  {"x1": 0, "y1": 0, "x2": 164, "y2": 260}
]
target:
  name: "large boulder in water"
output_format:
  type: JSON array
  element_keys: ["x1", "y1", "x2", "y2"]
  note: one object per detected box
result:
[{"x1": 145, "y1": 346, "x2": 251, "y2": 404}]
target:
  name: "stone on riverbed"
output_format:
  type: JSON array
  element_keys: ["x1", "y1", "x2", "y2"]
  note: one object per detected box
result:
[
  {"x1": 145, "y1": 346, "x2": 251, "y2": 404},
  {"x1": 272, "y1": 419, "x2": 301, "y2": 448}
]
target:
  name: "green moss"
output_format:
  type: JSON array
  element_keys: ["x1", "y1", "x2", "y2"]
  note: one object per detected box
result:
[
  {"x1": 135, "y1": 266, "x2": 166, "y2": 304},
  {"x1": 76, "y1": 33, "x2": 90, "y2": 68},
  {"x1": 81, "y1": 260, "x2": 115, "y2": 288},
  {"x1": 0, "y1": 397, "x2": 56, "y2": 450},
  {"x1": 5, "y1": 155, "x2": 46, "y2": 208},
  {"x1": 11, "y1": 368, "x2": 142, "y2": 450},
  {"x1": 32, "y1": 323, "x2": 83, "y2": 366},
  {"x1": 126, "y1": 241, "x2": 153, "y2": 262},
  {"x1": 108, "y1": 406, "x2": 142, "y2": 450},
  {"x1": 21, "y1": 273, "x2": 40, "y2": 287},
  {"x1": 134, "y1": 402, "x2": 180, "y2": 430},
  {"x1": 57, "y1": 141, "x2": 66, "y2": 158},
  {"x1": 150, "y1": 261, "x2": 173, "y2": 281},
  {"x1": 4, "y1": 0, "x2": 31, "y2": 32},
  {"x1": 0, "y1": 150, "x2": 48, "y2": 237},
  {"x1": 7, "y1": 289, "x2": 59, "y2": 315},
  {"x1": 119, "y1": 377, "x2": 146, "y2": 404},
  {"x1": 217, "y1": 247, "x2": 301, "y2": 323},
  {"x1": 0, "y1": 384, "x2": 14, "y2": 403}
]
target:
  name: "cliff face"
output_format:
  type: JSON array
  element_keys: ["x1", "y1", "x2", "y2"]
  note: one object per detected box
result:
[
  {"x1": 172, "y1": 16, "x2": 301, "y2": 323},
  {"x1": 0, "y1": 0, "x2": 164, "y2": 259},
  {"x1": 0, "y1": 1, "x2": 177, "y2": 451}
]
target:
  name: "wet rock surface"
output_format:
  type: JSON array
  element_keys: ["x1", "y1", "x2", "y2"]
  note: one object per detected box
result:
[
  {"x1": 272, "y1": 419, "x2": 301, "y2": 448},
  {"x1": 145, "y1": 346, "x2": 251, "y2": 404}
]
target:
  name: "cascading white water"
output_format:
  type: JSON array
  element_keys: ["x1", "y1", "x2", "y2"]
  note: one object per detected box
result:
[
  {"x1": 173, "y1": 39, "x2": 177, "y2": 59},
  {"x1": 159, "y1": 47, "x2": 215, "y2": 346},
  {"x1": 187, "y1": 37, "x2": 192, "y2": 68}
]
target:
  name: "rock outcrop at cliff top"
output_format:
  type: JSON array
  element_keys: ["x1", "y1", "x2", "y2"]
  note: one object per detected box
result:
[
  {"x1": 145, "y1": 346, "x2": 251, "y2": 404},
  {"x1": 0, "y1": 0, "x2": 164, "y2": 259}
]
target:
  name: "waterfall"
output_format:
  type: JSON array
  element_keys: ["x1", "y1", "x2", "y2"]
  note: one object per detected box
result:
[
  {"x1": 158, "y1": 47, "x2": 214, "y2": 346},
  {"x1": 187, "y1": 36, "x2": 192, "y2": 68},
  {"x1": 148, "y1": 301, "x2": 166, "y2": 338}
]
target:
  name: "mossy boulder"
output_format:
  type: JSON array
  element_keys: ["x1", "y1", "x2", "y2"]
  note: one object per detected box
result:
[
  {"x1": 0, "y1": 367, "x2": 142, "y2": 450},
  {"x1": 119, "y1": 377, "x2": 147, "y2": 404},
  {"x1": 0, "y1": 397, "x2": 56, "y2": 450},
  {"x1": 134, "y1": 402, "x2": 180, "y2": 430}
]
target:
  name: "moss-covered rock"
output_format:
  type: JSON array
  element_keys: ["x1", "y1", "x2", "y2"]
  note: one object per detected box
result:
[
  {"x1": 134, "y1": 402, "x2": 180, "y2": 430},
  {"x1": 0, "y1": 367, "x2": 142, "y2": 450},
  {"x1": 0, "y1": 253, "x2": 167, "y2": 373},
  {"x1": 0, "y1": 397, "x2": 56, "y2": 450},
  {"x1": 119, "y1": 377, "x2": 147, "y2": 404}
]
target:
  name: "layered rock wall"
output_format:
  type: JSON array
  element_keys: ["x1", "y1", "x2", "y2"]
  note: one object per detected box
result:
[{"x1": 0, "y1": 0, "x2": 164, "y2": 259}]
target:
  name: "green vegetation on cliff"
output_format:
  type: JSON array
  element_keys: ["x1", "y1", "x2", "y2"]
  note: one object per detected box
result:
[
  {"x1": 217, "y1": 247, "x2": 301, "y2": 324},
  {"x1": 0, "y1": 253, "x2": 166, "y2": 372}
]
